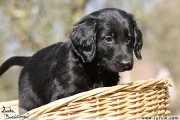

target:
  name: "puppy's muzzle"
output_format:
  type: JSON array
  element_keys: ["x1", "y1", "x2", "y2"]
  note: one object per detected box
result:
[{"x1": 120, "y1": 60, "x2": 133, "y2": 71}]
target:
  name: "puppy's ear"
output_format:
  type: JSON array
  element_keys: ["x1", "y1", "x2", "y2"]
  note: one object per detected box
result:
[
  {"x1": 70, "y1": 16, "x2": 97, "y2": 62},
  {"x1": 132, "y1": 16, "x2": 143, "y2": 60}
]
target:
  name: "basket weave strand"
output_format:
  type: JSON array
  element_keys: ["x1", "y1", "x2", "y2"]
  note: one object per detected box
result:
[{"x1": 0, "y1": 78, "x2": 171, "y2": 120}]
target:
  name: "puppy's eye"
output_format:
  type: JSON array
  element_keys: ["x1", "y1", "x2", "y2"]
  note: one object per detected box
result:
[{"x1": 105, "y1": 36, "x2": 113, "y2": 43}]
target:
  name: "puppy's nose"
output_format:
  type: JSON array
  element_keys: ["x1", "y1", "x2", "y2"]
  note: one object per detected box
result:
[{"x1": 120, "y1": 60, "x2": 132, "y2": 68}]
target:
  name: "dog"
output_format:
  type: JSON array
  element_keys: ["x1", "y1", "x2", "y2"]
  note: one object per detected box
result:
[{"x1": 0, "y1": 8, "x2": 143, "y2": 112}]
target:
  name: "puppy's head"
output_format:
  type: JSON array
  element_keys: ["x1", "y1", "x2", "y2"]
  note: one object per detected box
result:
[{"x1": 70, "y1": 8, "x2": 143, "y2": 72}]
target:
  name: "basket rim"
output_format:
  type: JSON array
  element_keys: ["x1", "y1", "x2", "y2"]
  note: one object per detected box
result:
[{"x1": 0, "y1": 78, "x2": 171, "y2": 119}]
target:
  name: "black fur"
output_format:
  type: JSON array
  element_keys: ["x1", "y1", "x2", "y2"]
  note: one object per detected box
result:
[
  {"x1": 0, "y1": 56, "x2": 30, "y2": 76},
  {"x1": 0, "y1": 8, "x2": 143, "y2": 112}
]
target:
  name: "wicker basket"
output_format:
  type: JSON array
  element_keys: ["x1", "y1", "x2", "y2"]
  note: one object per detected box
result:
[{"x1": 0, "y1": 78, "x2": 171, "y2": 120}]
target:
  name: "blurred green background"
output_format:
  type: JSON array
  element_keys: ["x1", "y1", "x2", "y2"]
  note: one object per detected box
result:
[{"x1": 0, "y1": 0, "x2": 179, "y2": 115}]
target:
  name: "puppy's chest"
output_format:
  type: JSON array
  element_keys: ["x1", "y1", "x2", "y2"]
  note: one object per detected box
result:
[{"x1": 86, "y1": 75, "x2": 104, "y2": 89}]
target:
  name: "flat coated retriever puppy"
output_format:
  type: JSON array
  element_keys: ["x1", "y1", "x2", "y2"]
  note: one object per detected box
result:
[{"x1": 0, "y1": 8, "x2": 143, "y2": 112}]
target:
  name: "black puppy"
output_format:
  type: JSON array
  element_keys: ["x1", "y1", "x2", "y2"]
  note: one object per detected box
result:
[{"x1": 0, "y1": 8, "x2": 143, "y2": 112}]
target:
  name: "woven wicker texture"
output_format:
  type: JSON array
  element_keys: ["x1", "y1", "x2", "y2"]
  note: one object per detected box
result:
[{"x1": 0, "y1": 78, "x2": 171, "y2": 120}]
